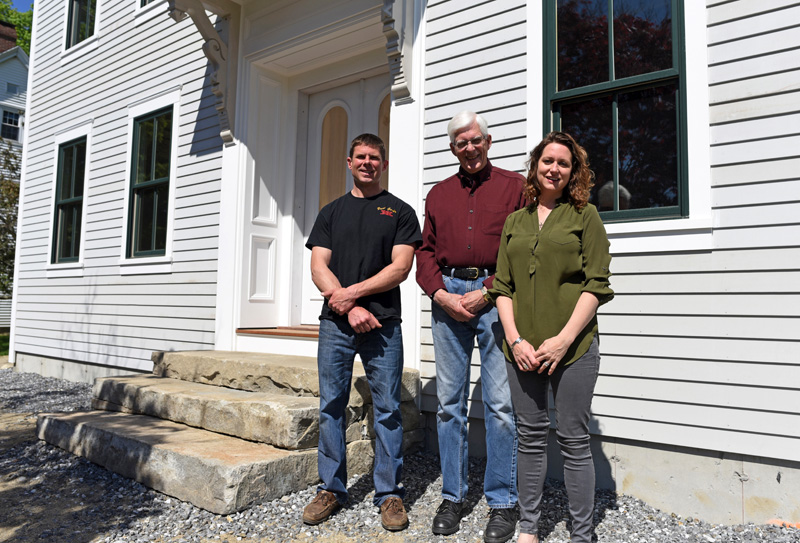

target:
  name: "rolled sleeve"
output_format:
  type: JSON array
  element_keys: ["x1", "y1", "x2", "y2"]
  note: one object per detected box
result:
[
  {"x1": 485, "y1": 215, "x2": 515, "y2": 304},
  {"x1": 580, "y1": 206, "x2": 614, "y2": 306}
]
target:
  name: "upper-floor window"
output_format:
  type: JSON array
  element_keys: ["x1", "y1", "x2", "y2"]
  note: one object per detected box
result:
[
  {"x1": 127, "y1": 107, "x2": 172, "y2": 258},
  {"x1": 6, "y1": 83, "x2": 18, "y2": 94},
  {"x1": 544, "y1": 0, "x2": 687, "y2": 222},
  {"x1": 140, "y1": 0, "x2": 157, "y2": 6},
  {"x1": 66, "y1": 0, "x2": 97, "y2": 48},
  {"x1": 1, "y1": 111, "x2": 19, "y2": 141},
  {"x1": 52, "y1": 137, "x2": 87, "y2": 263}
]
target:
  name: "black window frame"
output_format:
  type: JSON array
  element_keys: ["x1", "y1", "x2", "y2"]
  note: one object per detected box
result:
[
  {"x1": 52, "y1": 136, "x2": 87, "y2": 264},
  {"x1": 1, "y1": 110, "x2": 20, "y2": 141},
  {"x1": 66, "y1": 0, "x2": 97, "y2": 49},
  {"x1": 127, "y1": 106, "x2": 173, "y2": 259},
  {"x1": 543, "y1": 0, "x2": 688, "y2": 222}
]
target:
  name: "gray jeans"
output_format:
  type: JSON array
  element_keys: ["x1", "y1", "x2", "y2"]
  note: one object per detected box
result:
[{"x1": 506, "y1": 336, "x2": 600, "y2": 542}]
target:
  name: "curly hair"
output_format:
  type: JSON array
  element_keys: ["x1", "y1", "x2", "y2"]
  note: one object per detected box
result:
[{"x1": 523, "y1": 131, "x2": 594, "y2": 210}]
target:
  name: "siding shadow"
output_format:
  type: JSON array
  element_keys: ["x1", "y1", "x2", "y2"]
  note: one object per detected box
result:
[{"x1": 187, "y1": 64, "x2": 225, "y2": 158}]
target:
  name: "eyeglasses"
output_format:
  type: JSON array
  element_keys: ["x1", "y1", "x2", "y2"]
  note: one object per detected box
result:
[{"x1": 453, "y1": 136, "x2": 485, "y2": 150}]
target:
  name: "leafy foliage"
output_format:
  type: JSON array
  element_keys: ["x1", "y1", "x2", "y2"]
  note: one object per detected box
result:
[
  {"x1": 0, "y1": 138, "x2": 19, "y2": 297},
  {"x1": 0, "y1": 0, "x2": 33, "y2": 55}
]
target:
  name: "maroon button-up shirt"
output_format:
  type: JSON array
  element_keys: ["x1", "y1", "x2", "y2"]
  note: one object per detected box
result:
[{"x1": 416, "y1": 161, "x2": 527, "y2": 297}]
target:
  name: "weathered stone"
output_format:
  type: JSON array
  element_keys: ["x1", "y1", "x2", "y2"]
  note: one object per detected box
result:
[
  {"x1": 37, "y1": 411, "x2": 320, "y2": 515},
  {"x1": 92, "y1": 375, "x2": 333, "y2": 450},
  {"x1": 151, "y1": 350, "x2": 419, "y2": 405}
]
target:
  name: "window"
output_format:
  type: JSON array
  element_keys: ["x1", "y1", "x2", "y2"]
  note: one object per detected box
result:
[
  {"x1": 66, "y1": 0, "x2": 97, "y2": 48},
  {"x1": 544, "y1": 0, "x2": 687, "y2": 221},
  {"x1": 127, "y1": 107, "x2": 172, "y2": 258},
  {"x1": 1, "y1": 111, "x2": 19, "y2": 141},
  {"x1": 140, "y1": 0, "x2": 156, "y2": 6},
  {"x1": 52, "y1": 137, "x2": 87, "y2": 263},
  {"x1": 6, "y1": 83, "x2": 18, "y2": 94}
]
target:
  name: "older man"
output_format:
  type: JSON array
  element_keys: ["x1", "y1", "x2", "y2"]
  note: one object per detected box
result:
[{"x1": 416, "y1": 111, "x2": 526, "y2": 543}]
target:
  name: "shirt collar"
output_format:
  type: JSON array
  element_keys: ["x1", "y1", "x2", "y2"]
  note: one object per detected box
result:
[{"x1": 457, "y1": 160, "x2": 493, "y2": 189}]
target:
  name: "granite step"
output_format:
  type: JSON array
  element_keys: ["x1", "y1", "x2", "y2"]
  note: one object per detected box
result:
[
  {"x1": 92, "y1": 374, "x2": 421, "y2": 450},
  {"x1": 151, "y1": 350, "x2": 421, "y2": 406}
]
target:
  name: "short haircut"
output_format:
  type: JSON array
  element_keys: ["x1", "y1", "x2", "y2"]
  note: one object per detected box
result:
[
  {"x1": 446, "y1": 111, "x2": 489, "y2": 144},
  {"x1": 349, "y1": 133, "x2": 386, "y2": 162},
  {"x1": 524, "y1": 131, "x2": 594, "y2": 210}
]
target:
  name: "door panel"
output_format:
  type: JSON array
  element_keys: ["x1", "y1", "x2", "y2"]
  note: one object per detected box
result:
[{"x1": 300, "y1": 74, "x2": 390, "y2": 324}]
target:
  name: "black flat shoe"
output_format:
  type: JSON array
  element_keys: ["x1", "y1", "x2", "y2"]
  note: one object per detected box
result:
[
  {"x1": 432, "y1": 499, "x2": 464, "y2": 535},
  {"x1": 484, "y1": 506, "x2": 518, "y2": 543}
]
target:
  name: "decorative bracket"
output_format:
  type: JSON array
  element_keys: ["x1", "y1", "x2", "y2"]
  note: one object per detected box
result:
[
  {"x1": 168, "y1": 0, "x2": 240, "y2": 145},
  {"x1": 382, "y1": 0, "x2": 413, "y2": 104}
]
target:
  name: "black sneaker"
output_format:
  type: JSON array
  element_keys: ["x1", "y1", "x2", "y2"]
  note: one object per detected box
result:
[
  {"x1": 431, "y1": 499, "x2": 464, "y2": 535},
  {"x1": 484, "y1": 506, "x2": 518, "y2": 543}
]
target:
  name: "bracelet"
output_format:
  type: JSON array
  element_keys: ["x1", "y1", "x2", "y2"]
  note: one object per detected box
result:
[{"x1": 510, "y1": 336, "x2": 523, "y2": 348}]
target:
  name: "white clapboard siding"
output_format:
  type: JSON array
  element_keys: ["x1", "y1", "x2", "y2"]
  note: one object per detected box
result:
[
  {"x1": 419, "y1": 0, "x2": 528, "y2": 423},
  {"x1": 14, "y1": 0, "x2": 223, "y2": 372}
]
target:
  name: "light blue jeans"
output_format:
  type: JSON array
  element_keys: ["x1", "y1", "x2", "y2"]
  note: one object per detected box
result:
[
  {"x1": 431, "y1": 275, "x2": 518, "y2": 508},
  {"x1": 316, "y1": 317, "x2": 405, "y2": 507}
]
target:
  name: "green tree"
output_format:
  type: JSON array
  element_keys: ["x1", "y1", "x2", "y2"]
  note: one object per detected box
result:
[
  {"x1": 0, "y1": 138, "x2": 19, "y2": 298},
  {"x1": 0, "y1": 0, "x2": 33, "y2": 55}
]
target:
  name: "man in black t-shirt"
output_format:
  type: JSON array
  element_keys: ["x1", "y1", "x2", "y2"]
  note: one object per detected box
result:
[{"x1": 302, "y1": 133, "x2": 421, "y2": 532}]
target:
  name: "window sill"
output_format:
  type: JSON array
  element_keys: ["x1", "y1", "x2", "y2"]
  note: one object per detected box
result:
[
  {"x1": 60, "y1": 34, "x2": 100, "y2": 66},
  {"x1": 119, "y1": 256, "x2": 173, "y2": 275},
  {"x1": 135, "y1": 0, "x2": 169, "y2": 26},
  {"x1": 606, "y1": 217, "x2": 713, "y2": 254},
  {"x1": 46, "y1": 262, "x2": 84, "y2": 278}
]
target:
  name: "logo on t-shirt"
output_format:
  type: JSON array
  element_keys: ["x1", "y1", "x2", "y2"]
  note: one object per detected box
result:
[{"x1": 378, "y1": 206, "x2": 397, "y2": 218}]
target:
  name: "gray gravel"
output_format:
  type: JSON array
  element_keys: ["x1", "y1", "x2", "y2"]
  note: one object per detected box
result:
[{"x1": 1, "y1": 367, "x2": 799, "y2": 543}]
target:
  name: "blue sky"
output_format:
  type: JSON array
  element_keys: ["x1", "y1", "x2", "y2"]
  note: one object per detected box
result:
[{"x1": 12, "y1": 0, "x2": 33, "y2": 12}]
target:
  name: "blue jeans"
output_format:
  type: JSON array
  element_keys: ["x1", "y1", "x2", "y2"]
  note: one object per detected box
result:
[
  {"x1": 316, "y1": 317, "x2": 405, "y2": 507},
  {"x1": 431, "y1": 275, "x2": 518, "y2": 508}
]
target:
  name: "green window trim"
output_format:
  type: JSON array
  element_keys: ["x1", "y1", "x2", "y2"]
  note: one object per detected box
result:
[
  {"x1": 52, "y1": 137, "x2": 87, "y2": 264},
  {"x1": 543, "y1": 0, "x2": 688, "y2": 223},
  {"x1": 127, "y1": 106, "x2": 173, "y2": 258},
  {"x1": 66, "y1": 0, "x2": 97, "y2": 49}
]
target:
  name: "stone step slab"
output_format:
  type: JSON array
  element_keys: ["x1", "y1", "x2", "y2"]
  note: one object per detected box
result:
[
  {"x1": 36, "y1": 411, "x2": 320, "y2": 514},
  {"x1": 93, "y1": 375, "x2": 422, "y2": 449},
  {"x1": 38, "y1": 411, "x2": 424, "y2": 514},
  {"x1": 151, "y1": 350, "x2": 420, "y2": 407},
  {"x1": 92, "y1": 375, "x2": 322, "y2": 450}
]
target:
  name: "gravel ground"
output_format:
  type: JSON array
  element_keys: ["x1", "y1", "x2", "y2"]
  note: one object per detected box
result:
[{"x1": 1, "y1": 367, "x2": 799, "y2": 543}]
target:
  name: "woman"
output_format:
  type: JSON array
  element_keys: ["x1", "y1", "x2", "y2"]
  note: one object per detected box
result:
[{"x1": 486, "y1": 132, "x2": 613, "y2": 543}]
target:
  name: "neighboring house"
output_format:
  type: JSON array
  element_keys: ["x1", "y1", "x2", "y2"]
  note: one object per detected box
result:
[
  {"x1": 10, "y1": 0, "x2": 800, "y2": 526},
  {"x1": 0, "y1": 29, "x2": 27, "y2": 177}
]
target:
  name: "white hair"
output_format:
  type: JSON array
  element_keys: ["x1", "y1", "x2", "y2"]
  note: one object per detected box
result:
[{"x1": 447, "y1": 111, "x2": 489, "y2": 144}]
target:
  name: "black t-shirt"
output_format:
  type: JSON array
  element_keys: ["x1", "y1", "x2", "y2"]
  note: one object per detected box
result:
[{"x1": 306, "y1": 190, "x2": 422, "y2": 322}]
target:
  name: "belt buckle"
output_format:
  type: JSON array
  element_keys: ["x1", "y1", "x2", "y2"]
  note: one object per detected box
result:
[{"x1": 466, "y1": 267, "x2": 479, "y2": 280}]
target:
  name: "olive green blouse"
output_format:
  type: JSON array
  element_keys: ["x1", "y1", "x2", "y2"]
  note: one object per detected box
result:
[{"x1": 486, "y1": 201, "x2": 614, "y2": 366}]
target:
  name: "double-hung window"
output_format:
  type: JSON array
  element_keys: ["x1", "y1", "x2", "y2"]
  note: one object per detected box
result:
[
  {"x1": 127, "y1": 107, "x2": 172, "y2": 258},
  {"x1": 544, "y1": 0, "x2": 687, "y2": 221},
  {"x1": 1, "y1": 111, "x2": 20, "y2": 141},
  {"x1": 52, "y1": 137, "x2": 87, "y2": 263},
  {"x1": 66, "y1": 0, "x2": 97, "y2": 48}
]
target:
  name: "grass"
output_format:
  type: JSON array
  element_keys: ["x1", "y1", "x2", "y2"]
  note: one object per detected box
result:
[{"x1": 0, "y1": 333, "x2": 9, "y2": 356}]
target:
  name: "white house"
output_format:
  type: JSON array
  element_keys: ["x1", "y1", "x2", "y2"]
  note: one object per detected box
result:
[
  {"x1": 10, "y1": 0, "x2": 800, "y2": 526},
  {"x1": 0, "y1": 44, "x2": 27, "y2": 177}
]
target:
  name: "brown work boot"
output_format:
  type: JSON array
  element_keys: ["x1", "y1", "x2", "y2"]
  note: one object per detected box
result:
[
  {"x1": 380, "y1": 496, "x2": 409, "y2": 531},
  {"x1": 302, "y1": 490, "x2": 341, "y2": 525}
]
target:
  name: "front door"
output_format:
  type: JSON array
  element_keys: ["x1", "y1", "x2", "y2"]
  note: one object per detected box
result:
[{"x1": 299, "y1": 73, "x2": 391, "y2": 324}]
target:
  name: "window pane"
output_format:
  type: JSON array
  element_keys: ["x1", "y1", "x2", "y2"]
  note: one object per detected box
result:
[
  {"x1": 135, "y1": 188, "x2": 155, "y2": 253},
  {"x1": 154, "y1": 112, "x2": 172, "y2": 180},
  {"x1": 74, "y1": 141, "x2": 86, "y2": 198},
  {"x1": 559, "y1": 96, "x2": 614, "y2": 209},
  {"x1": 60, "y1": 146, "x2": 75, "y2": 201},
  {"x1": 58, "y1": 205, "x2": 80, "y2": 260},
  {"x1": 136, "y1": 118, "x2": 155, "y2": 184},
  {"x1": 614, "y1": 0, "x2": 672, "y2": 79},
  {"x1": 557, "y1": 0, "x2": 609, "y2": 91},
  {"x1": 617, "y1": 84, "x2": 678, "y2": 210},
  {"x1": 155, "y1": 184, "x2": 169, "y2": 251},
  {"x1": 1, "y1": 125, "x2": 18, "y2": 140}
]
